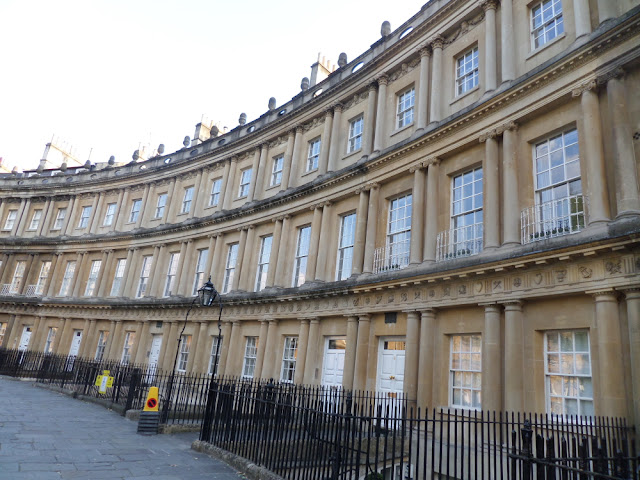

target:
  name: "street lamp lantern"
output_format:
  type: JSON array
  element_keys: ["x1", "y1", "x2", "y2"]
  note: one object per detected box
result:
[{"x1": 197, "y1": 276, "x2": 217, "y2": 307}]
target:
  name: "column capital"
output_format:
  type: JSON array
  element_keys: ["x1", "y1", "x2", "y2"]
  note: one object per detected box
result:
[
  {"x1": 597, "y1": 67, "x2": 625, "y2": 85},
  {"x1": 409, "y1": 163, "x2": 425, "y2": 173},
  {"x1": 323, "y1": 107, "x2": 334, "y2": 118},
  {"x1": 376, "y1": 74, "x2": 389, "y2": 86},
  {"x1": 287, "y1": 128, "x2": 296, "y2": 139},
  {"x1": 268, "y1": 318, "x2": 279, "y2": 326},
  {"x1": 424, "y1": 156, "x2": 441, "y2": 167},
  {"x1": 357, "y1": 313, "x2": 371, "y2": 322},
  {"x1": 230, "y1": 156, "x2": 238, "y2": 163},
  {"x1": 128, "y1": 247, "x2": 140, "y2": 252},
  {"x1": 294, "y1": 125, "x2": 304, "y2": 134},
  {"x1": 479, "y1": 129, "x2": 498, "y2": 142},
  {"x1": 77, "y1": 250, "x2": 88, "y2": 256},
  {"x1": 419, "y1": 308, "x2": 437, "y2": 316},
  {"x1": 479, "y1": 302, "x2": 501, "y2": 312},
  {"x1": 496, "y1": 120, "x2": 518, "y2": 134},
  {"x1": 332, "y1": 102, "x2": 344, "y2": 113},
  {"x1": 429, "y1": 34, "x2": 445, "y2": 50},
  {"x1": 571, "y1": 79, "x2": 598, "y2": 97},
  {"x1": 500, "y1": 299, "x2": 524, "y2": 309},
  {"x1": 367, "y1": 82, "x2": 378, "y2": 92},
  {"x1": 366, "y1": 182, "x2": 380, "y2": 191},
  {"x1": 586, "y1": 288, "x2": 619, "y2": 300},
  {"x1": 345, "y1": 315, "x2": 359, "y2": 322},
  {"x1": 417, "y1": 44, "x2": 432, "y2": 58},
  {"x1": 618, "y1": 286, "x2": 640, "y2": 299},
  {"x1": 480, "y1": 0, "x2": 498, "y2": 12},
  {"x1": 101, "y1": 249, "x2": 115, "y2": 254}
]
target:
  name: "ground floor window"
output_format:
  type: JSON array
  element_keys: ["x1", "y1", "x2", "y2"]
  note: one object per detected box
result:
[
  {"x1": 177, "y1": 335, "x2": 192, "y2": 372},
  {"x1": 450, "y1": 334, "x2": 482, "y2": 409},
  {"x1": 95, "y1": 331, "x2": 109, "y2": 361},
  {"x1": 281, "y1": 337, "x2": 298, "y2": 383},
  {"x1": 242, "y1": 337, "x2": 258, "y2": 378},
  {"x1": 208, "y1": 336, "x2": 222, "y2": 376},
  {"x1": 121, "y1": 332, "x2": 136, "y2": 365},
  {"x1": 44, "y1": 327, "x2": 57, "y2": 354},
  {"x1": 0, "y1": 323, "x2": 6, "y2": 347}
]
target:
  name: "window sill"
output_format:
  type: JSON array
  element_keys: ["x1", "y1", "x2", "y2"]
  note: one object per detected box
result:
[
  {"x1": 525, "y1": 33, "x2": 566, "y2": 61},
  {"x1": 149, "y1": 218, "x2": 161, "y2": 222},
  {"x1": 265, "y1": 183, "x2": 281, "y2": 192},
  {"x1": 204, "y1": 204, "x2": 218, "y2": 210},
  {"x1": 301, "y1": 168, "x2": 319, "y2": 177},
  {"x1": 390, "y1": 122, "x2": 414, "y2": 138},
  {"x1": 177, "y1": 212, "x2": 188, "y2": 217},
  {"x1": 450, "y1": 85, "x2": 479, "y2": 106},
  {"x1": 342, "y1": 148, "x2": 362, "y2": 162},
  {"x1": 440, "y1": 405, "x2": 481, "y2": 413},
  {"x1": 236, "y1": 195, "x2": 248, "y2": 201}
]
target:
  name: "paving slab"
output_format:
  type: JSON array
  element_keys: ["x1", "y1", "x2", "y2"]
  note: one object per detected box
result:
[{"x1": 0, "y1": 377, "x2": 242, "y2": 480}]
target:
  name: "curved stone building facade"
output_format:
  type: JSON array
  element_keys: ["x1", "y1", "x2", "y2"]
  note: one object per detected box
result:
[{"x1": 1, "y1": 0, "x2": 640, "y2": 426}]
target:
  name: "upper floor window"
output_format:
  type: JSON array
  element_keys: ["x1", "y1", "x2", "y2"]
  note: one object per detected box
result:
[
  {"x1": 53, "y1": 208, "x2": 66, "y2": 230},
  {"x1": 281, "y1": 336, "x2": 298, "y2": 383},
  {"x1": 336, "y1": 213, "x2": 356, "y2": 281},
  {"x1": 347, "y1": 116, "x2": 363, "y2": 153},
  {"x1": 209, "y1": 179, "x2": 222, "y2": 207},
  {"x1": 136, "y1": 255, "x2": 152, "y2": 298},
  {"x1": 255, "y1": 235, "x2": 273, "y2": 292},
  {"x1": 102, "y1": 203, "x2": 117, "y2": 226},
  {"x1": 3, "y1": 210, "x2": 17, "y2": 231},
  {"x1": 10, "y1": 261, "x2": 26, "y2": 294},
  {"x1": 386, "y1": 194, "x2": 412, "y2": 269},
  {"x1": 456, "y1": 47, "x2": 479, "y2": 96},
  {"x1": 163, "y1": 252, "x2": 180, "y2": 297},
  {"x1": 177, "y1": 335, "x2": 192, "y2": 372},
  {"x1": 35, "y1": 261, "x2": 51, "y2": 295},
  {"x1": 270, "y1": 155, "x2": 284, "y2": 187},
  {"x1": 293, "y1": 225, "x2": 311, "y2": 287},
  {"x1": 534, "y1": 129, "x2": 580, "y2": 204},
  {"x1": 222, "y1": 243, "x2": 239, "y2": 294},
  {"x1": 28, "y1": 209, "x2": 43, "y2": 231},
  {"x1": 545, "y1": 330, "x2": 593, "y2": 417},
  {"x1": 155, "y1": 194, "x2": 167, "y2": 219},
  {"x1": 59, "y1": 261, "x2": 76, "y2": 297},
  {"x1": 78, "y1": 206, "x2": 92, "y2": 229},
  {"x1": 450, "y1": 167, "x2": 483, "y2": 256},
  {"x1": 84, "y1": 260, "x2": 102, "y2": 296},
  {"x1": 450, "y1": 334, "x2": 482, "y2": 409},
  {"x1": 531, "y1": 0, "x2": 564, "y2": 49},
  {"x1": 242, "y1": 337, "x2": 259, "y2": 378},
  {"x1": 181, "y1": 187, "x2": 194, "y2": 214},
  {"x1": 307, "y1": 138, "x2": 321, "y2": 172},
  {"x1": 129, "y1": 199, "x2": 142, "y2": 223},
  {"x1": 397, "y1": 87, "x2": 415, "y2": 129},
  {"x1": 110, "y1": 258, "x2": 127, "y2": 296},
  {"x1": 238, "y1": 169, "x2": 252, "y2": 197},
  {"x1": 193, "y1": 248, "x2": 209, "y2": 295}
]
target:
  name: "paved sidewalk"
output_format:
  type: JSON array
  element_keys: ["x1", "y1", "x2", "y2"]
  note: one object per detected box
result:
[{"x1": 0, "y1": 377, "x2": 242, "y2": 479}]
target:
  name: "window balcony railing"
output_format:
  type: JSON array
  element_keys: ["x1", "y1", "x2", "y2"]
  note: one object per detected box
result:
[
  {"x1": 0, "y1": 284, "x2": 17, "y2": 296},
  {"x1": 521, "y1": 194, "x2": 587, "y2": 245},
  {"x1": 373, "y1": 239, "x2": 410, "y2": 274},
  {"x1": 24, "y1": 284, "x2": 44, "y2": 297},
  {"x1": 436, "y1": 224, "x2": 483, "y2": 262}
]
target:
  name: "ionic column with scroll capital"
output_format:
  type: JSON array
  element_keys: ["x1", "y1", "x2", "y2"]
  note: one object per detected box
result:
[
  {"x1": 222, "y1": 157, "x2": 238, "y2": 210},
  {"x1": 280, "y1": 129, "x2": 296, "y2": 191}
]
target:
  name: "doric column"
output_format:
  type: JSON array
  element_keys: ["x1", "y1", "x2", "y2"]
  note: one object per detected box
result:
[
  {"x1": 362, "y1": 184, "x2": 380, "y2": 274},
  {"x1": 481, "y1": 131, "x2": 500, "y2": 249},
  {"x1": 37, "y1": 198, "x2": 52, "y2": 236},
  {"x1": 280, "y1": 129, "x2": 296, "y2": 190},
  {"x1": 482, "y1": 0, "x2": 498, "y2": 92},
  {"x1": 429, "y1": 36, "x2": 444, "y2": 124},
  {"x1": 88, "y1": 192, "x2": 104, "y2": 234},
  {"x1": 327, "y1": 103, "x2": 343, "y2": 172},
  {"x1": 481, "y1": 304, "x2": 502, "y2": 412},
  {"x1": 502, "y1": 300, "x2": 524, "y2": 412},
  {"x1": 11, "y1": 198, "x2": 27, "y2": 236},
  {"x1": 44, "y1": 253, "x2": 61, "y2": 297},
  {"x1": 315, "y1": 203, "x2": 333, "y2": 281},
  {"x1": 303, "y1": 319, "x2": 320, "y2": 385},
  {"x1": 247, "y1": 147, "x2": 262, "y2": 202},
  {"x1": 261, "y1": 319, "x2": 279, "y2": 380},
  {"x1": 129, "y1": 321, "x2": 144, "y2": 365},
  {"x1": 204, "y1": 235, "x2": 217, "y2": 283},
  {"x1": 289, "y1": 126, "x2": 304, "y2": 187},
  {"x1": 170, "y1": 241, "x2": 189, "y2": 296},
  {"x1": 373, "y1": 75, "x2": 388, "y2": 153},
  {"x1": 621, "y1": 288, "x2": 640, "y2": 431},
  {"x1": 135, "y1": 184, "x2": 151, "y2": 228},
  {"x1": 30, "y1": 316, "x2": 43, "y2": 351},
  {"x1": 574, "y1": 0, "x2": 592, "y2": 38},
  {"x1": 273, "y1": 215, "x2": 291, "y2": 287},
  {"x1": 501, "y1": 122, "x2": 520, "y2": 245},
  {"x1": 119, "y1": 248, "x2": 136, "y2": 297},
  {"x1": 215, "y1": 161, "x2": 231, "y2": 213},
  {"x1": 602, "y1": 70, "x2": 640, "y2": 217},
  {"x1": 597, "y1": 0, "x2": 617, "y2": 24},
  {"x1": 404, "y1": 311, "x2": 420, "y2": 410},
  {"x1": 93, "y1": 249, "x2": 111, "y2": 297},
  {"x1": 306, "y1": 206, "x2": 323, "y2": 282},
  {"x1": 80, "y1": 319, "x2": 96, "y2": 358},
  {"x1": 572, "y1": 81, "x2": 610, "y2": 224},
  {"x1": 222, "y1": 157, "x2": 238, "y2": 210},
  {"x1": 192, "y1": 321, "x2": 210, "y2": 374},
  {"x1": 266, "y1": 218, "x2": 282, "y2": 288},
  {"x1": 424, "y1": 159, "x2": 440, "y2": 262},
  {"x1": 410, "y1": 165, "x2": 426, "y2": 265},
  {"x1": 133, "y1": 321, "x2": 151, "y2": 364},
  {"x1": 295, "y1": 319, "x2": 311, "y2": 384},
  {"x1": 254, "y1": 144, "x2": 269, "y2": 200},
  {"x1": 54, "y1": 318, "x2": 72, "y2": 355},
  {"x1": 342, "y1": 316, "x2": 358, "y2": 390},
  {"x1": 103, "y1": 320, "x2": 116, "y2": 359},
  {"x1": 353, "y1": 314, "x2": 371, "y2": 391},
  {"x1": 239, "y1": 225, "x2": 256, "y2": 291},
  {"x1": 500, "y1": 0, "x2": 515, "y2": 83},
  {"x1": 417, "y1": 309, "x2": 435, "y2": 409},
  {"x1": 363, "y1": 83, "x2": 377, "y2": 156},
  {"x1": 71, "y1": 251, "x2": 87, "y2": 297},
  {"x1": 218, "y1": 320, "x2": 235, "y2": 376},
  {"x1": 162, "y1": 320, "x2": 180, "y2": 371},
  {"x1": 144, "y1": 244, "x2": 162, "y2": 298},
  {"x1": 590, "y1": 290, "x2": 626, "y2": 418},
  {"x1": 232, "y1": 228, "x2": 248, "y2": 291},
  {"x1": 352, "y1": 189, "x2": 369, "y2": 276},
  {"x1": 416, "y1": 45, "x2": 431, "y2": 130},
  {"x1": 317, "y1": 109, "x2": 333, "y2": 175},
  {"x1": 254, "y1": 320, "x2": 269, "y2": 379},
  {"x1": 177, "y1": 240, "x2": 195, "y2": 295},
  {"x1": 115, "y1": 188, "x2": 130, "y2": 230},
  {"x1": 62, "y1": 196, "x2": 76, "y2": 235},
  {"x1": 5, "y1": 314, "x2": 19, "y2": 349}
]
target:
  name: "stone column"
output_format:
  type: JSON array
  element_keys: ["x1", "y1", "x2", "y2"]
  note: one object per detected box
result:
[
  {"x1": 135, "y1": 184, "x2": 151, "y2": 228},
  {"x1": 273, "y1": 215, "x2": 291, "y2": 287},
  {"x1": 232, "y1": 228, "x2": 248, "y2": 291},
  {"x1": 254, "y1": 320, "x2": 269, "y2": 379},
  {"x1": 574, "y1": 0, "x2": 592, "y2": 38},
  {"x1": 295, "y1": 319, "x2": 311, "y2": 384},
  {"x1": 189, "y1": 169, "x2": 204, "y2": 219},
  {"x1": 315, "y1": 203, "x2": 333, "y2": 281},
  {"x1": 162, "y1": 321, "x2": 180, "y2": 371},
  {"x1": 261, "y1": 319, "x2": 279, "y2": 380},
  {"x1": 156, "y1": 322, "x2": 171, "y2": 370},
  {"x1": 373, "y1": 75, "x2": 388, "y2": 153},
  {"x1": 177, "y1": 240, "x2": 195, "y2": 296},
  {"x1": 192, "y1": 321, "x2": 210, "y2": 374},
  {"x1": 306, "y1": 206, "x2": 323, "y2": 282},
  {"x1": 481, "y1": 131, "x2": 500, "y2": 249},
  {"x1": 429, "y1": 36, "x2": 444, "y2": 124},
  {"x1": 161, "y1": 178, "x2": 177, "y2": 224},
  {"x1": 289, "y1": 126, "x2": 304, "y2": 186},
  {"x1": 424, "y1": 159, "x2": 440, "y2": 262},
  {"x1": 30, "y1": 316, "x2": 43, "y2": 351},
  {"x1": 11, "y1": 198, "x2": 27, "y2": 236},
  {"x1": 501, "y1": 123, "x2": 520, "y2": 245},
  {"x1": 18, "y1": 253, "x2": 37, "y2": 295},
  {"x1": 71, "y1": 251, "x2": 87, "y2": 298},
  {"x1": 144, "y1": 244, "x2": 162, "y2": 298},
  {"x1": 110, "y1": 189, "x2": 125, "y2": 231},
  {"x1": 621, "y1": 288, "x2": 640, "y2": 431},
  {"x1": 590, "y1": 290, "x2": 627, "y2": 418},
  {"x1": 37, "y1": 198, "x2": 52, "y2": 236},
  {"x1": 318, "y1": 109, "x2": 333, "y2": 175},
  {"x1": 103, "y1": 320, "x2": 117, "y2": 359},
  {"x1": 203, "y1": 235, "x2": 217, "y2": 282},
  {"x1": 216, "y1": 160, "x2": 231, "y2": 213},
  {"x1": 62, "y1": 196, "x2": 76, "y2": 235},
  {"x1": 115, "y1": 188, "x2": 130, "y2": 230},
  {"x1": 44, "y1": 253, "x2": 61, "y2": 297},
  {"x1": 3, "y1": 314, "x2": 17, "y2": 349},
  {"x1": 254, "y1": 144, "x2": 269, "y2": 200},
  {"x1": 327, "y1": 103, "x2": 343, "y2": 172},
  {"x1": 352, "y1": 189, "x2": 369, "y2": 276},
  {"x1": 171, "y1": 241, "x2": 189, "y2": 296},
  {"x1": 88, "y1": 192, "x2": 104, "y2": 234},
  {"x1": 247, "y1": 147, "x2": 262, "y2": 202},
  {"x1": 362, "y1": 184, "x2": 380, "y2": 274},
  {"x1": 404, "y1": 311, "x2": 420, "y2": 410},
  {"x1": 603, "y1": 71, "x2": 640, "y2": 217},
  {"x1": 54, "y1": 318, "x2": 72, "y2": 355},
  {"x1": 119, "y1": 248, "x2": 136, "y2": 297},
  {"x1": 500, "y1": 0, "x2": 515, "y2": 83},
  {"x1": 342, "y1": 316, "x2": 359, "y2": 390},
  {"x1": 134, "y1": 321, "x2": 151, "y2": 364},
  {"x1": 417, "y1": 309, "x2": 435, "y2": 410},
  {"x1": 597, "y1": 0, "x2": 617, "y2": 24},
  {"x1": 353, "y1": 314, "x2": 371, "y2": 391},
  {"x1": 482, "y1": 0, "x2": 498, "y2": 92},
  {"x1": 481, "y1": 304, "x2": 502, "y2": 412},
  {"x1": 79, "y1": 319, "x2": 96, "y2": 358},
  {"x1": 222, "y1": 157, "x2": 238, "y2": 210},
  {"x1": 239, "y1": 226, "x2": 256, "y2": 291},
  {"x1": 185, "y1": 322, "x2": 201, "y2": 373},
  {"x1": 266, "y1": 219, "x2": 283, "y2": 288},
  {"x1": 303, "y1": 319, "x2": 320, "y2": 385},
  {"x1": 363, "y1": 83, "x2": 377, "y2": 156},
  {"x1": 211, "y1": 233, "x2": 225, "y2": 289},
  {"x1": 218, "y1": 321, "x2": 235, "y2": 376},
  {"x1": 416, "y1": 46, "x2": 431, "y2": 130},
  {"x1": 129, "y1": 321, "x2": 144, "y2": 365},
  {"x1": 280, "y1": 129, "x2": 296, "y2": 190},
  {"x1": 410, "y1": 165, "x2": 426, "y2": 265},
  {"x1": 503, "y1": 301, "x2": 524, "y2": 412},
  {"x1": 93, "y1": 249, "x2": 111, "y2": 297}
]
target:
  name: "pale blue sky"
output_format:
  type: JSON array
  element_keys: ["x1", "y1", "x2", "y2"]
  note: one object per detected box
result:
[{"x1": 0, "y1": 0, "x2": 424, "y2": 171}]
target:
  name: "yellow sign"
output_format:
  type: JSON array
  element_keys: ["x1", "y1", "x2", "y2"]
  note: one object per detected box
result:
[
  {"x1": 143, "y1": 386, "x2": 159, "y2": 412},
  {"x1": 95, "y1": 370, "x2": 114, "y2": 393}
]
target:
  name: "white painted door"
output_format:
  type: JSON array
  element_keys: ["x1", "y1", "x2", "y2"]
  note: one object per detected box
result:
[
  {"x1": 376, "y1": 338, "x2": 406, "y2": 404},
  {"x1": 148, "y1": 335, "x2": 162, "y2": 370},
  {"x1": 321, "y1": 338, "x2": 346, "y2": 388},
  {"x1": 18, "y1": 327, "x2": 32, "y2": 351},
  {"x1": 68, "y1": 330, "x2": 82, "y2": 357}
]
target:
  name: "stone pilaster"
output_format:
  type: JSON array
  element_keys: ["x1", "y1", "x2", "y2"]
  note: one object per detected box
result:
[
  {"x1": 424, "y1": 159, "x2": 440, "y2": 262},
  {"x1": 481, "y1": 0, "x2": 498, "y2": 91},
  {"x1": 416, "y1": 45, "x2": 431, "y2": 130},
  {"x1": 481, "y1": 304, "x2": 502, "y2": 412},
  {"x1": 502, "y1": 300, "x2": 524, "y2": 412},
  {"x1": 353, "y1": 314, "x2": 371, "y2": 391},
  {"x1": 253, "y1": 320, "x2": 269, "y2": 379},
  {"x1": 351, "y1": 189, "x2": 369, "y2": 275},
  {"x1": 410, "y1": 165, "x2": 426, "y2": 265},
  {"x1": 404, "y1": 311, "x2": 420, "y2": 410},
  {"x1": 501, "y1": 122, "x2": 520, "y2": 245},
  {"x1": 429, "y1": 35, "x2": 444, "y2": 124},
  {"x1": 317, "y1": 109, "x2": 333, "y2": 176},
  {"x1": 362, "y1": 184, "x2": 379, "y2": 273},
  {"x1": 280, "y1": 129, "x2": 296, "y2": 190},
  {"x1": 417, "y1": 309, "x2": 436, "y2": 410},
  {"x1": 222, "y1": 157, "x2": 238, "y2": 210},
  {"x1": 343, "y1": 316, "x2": 359, "y2": 390},
  {"x1": 481, "y1": 131, "x2": 500, "y2": 249},
  {"x1": 295, "y1": 319, "x2": 311, "y2": 384},
  {"x1": 373, "y1": 75, "x2": 388, "y2": 153},
  {"x1": 306, "y1": 206, "x2": 324, "y2": 282},
  {"x1": 327, "y1": 103, "x2": 343, "y2": 172}
]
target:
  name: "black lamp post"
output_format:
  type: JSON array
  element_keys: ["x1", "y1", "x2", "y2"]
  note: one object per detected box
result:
[{"x1": 161, "y1": 277, "x2": 221, "y2": 423}]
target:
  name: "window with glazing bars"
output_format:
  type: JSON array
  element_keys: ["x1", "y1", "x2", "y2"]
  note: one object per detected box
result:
[
  {"x1": 271, "y1": 155, "x2": 284, "y2": 186},
  {"x1": 163, "y1": 252, "x2": 180, "y2": 297},
  {"x1": 209, "y1": 179, "x2": 222, "y2": 206},
  {"x1": 293, "y1": 226, "x2": 311, "y2": 287},
  {"x1": 78, "y1": 206, "x2": 92, "y2": 228},
  {"x1": 456, "y1": 47, "x2": 479, "y2": 96},
  {"x1": 103, "y1": 203, "x2": 117, "y2": 226},
  {"x1": 531, "y1": 0, "x2": 564, "y2": 49},
  {"x1": 84, "y1": 260, "x2": 102, "y2": 296},
  {"x1": 347, "y1": 116, "x2": 363, "y2": 153},
  {"x1": 136, "y1": 256, "x2": 152, "y2": 298},
  {"x1": 177, "y1": 335, "x2": 192, "y2": 371},
  {"x1": 242, "y1": 337, "x2": 259, "y2": 378},
  {"x1": 192, "y1": 249, "x2": 208, "y2": 295},
  {"x1": 28, "y1": 209, "x2": 42, "y2": 230},
  {"x1": 450, "y1": 334, "x2": 482, "y2": 409},
  {"x1": 397, "y1": 87, "x2": 415, "y2": 128},
  {"x1": 181, "y1": 187, "x2": 194, "y2": 214},
  {"x1": 222, "y1": 243, "x2": 239, "y2": 293},
  {"x1": 255, "y1": 236, "x2": 272, "y2": 291},
  {"x1": 58, "y1": 261, "x2": 76, "y2": 296},
  {"x1": 281, "y1": 336, "x2": 298, "y2": 383},
  {"x1": 336, "y1": 213, "x2": 356, "y2": 281},
  {"x1": 307, "y1": 138, "x2": 320, "y2": 172},
  {"x1": 110, "y1": 258, "x2": 127, "y2": 296}
]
